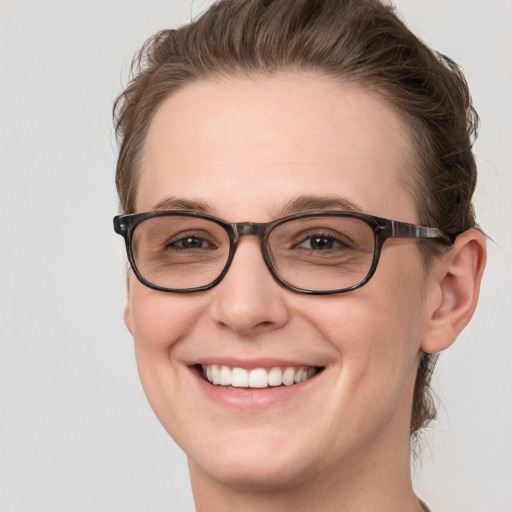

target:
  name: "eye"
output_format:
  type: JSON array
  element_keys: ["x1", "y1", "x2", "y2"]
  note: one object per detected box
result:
[
  {"x1": 163, "y1": 230, "x2": 219, "y2": 252},
  {"x1": 298, "y1": 235, "x2": 343, "y2": 250},
  {"x1": 170, "y1": 236, "x2": 211, "y2": 249},
  {"x1": 294, "y1": 232, "x2": 351, "y2": 251}
]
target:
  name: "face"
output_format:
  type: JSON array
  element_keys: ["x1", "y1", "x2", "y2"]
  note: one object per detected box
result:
[{"x1": 125, "y1": 74, "x2": 435, "y2": 491}]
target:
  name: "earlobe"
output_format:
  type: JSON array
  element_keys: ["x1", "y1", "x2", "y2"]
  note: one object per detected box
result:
[
  {"x1": 420, "y1": 229, "x2": 487, "y2": 354},
  {"x1": 123, "y1": 271, "x2": 134, "y2": 335},
  {"x1": 124, "y1": 300, "x2": 134, "y2": 334}
]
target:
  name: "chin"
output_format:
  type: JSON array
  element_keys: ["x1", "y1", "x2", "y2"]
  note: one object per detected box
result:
[
  {"x1": 184, "y1": 427, "x2": 319, "y2": 491},
  {"x1": 190, "y1": 449, "x2": 311, "y2": 491}
]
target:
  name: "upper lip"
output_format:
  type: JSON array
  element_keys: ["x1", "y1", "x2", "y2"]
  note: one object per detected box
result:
[{"x1": 190, "y1": 357, "x2": 325, "y2": 370}]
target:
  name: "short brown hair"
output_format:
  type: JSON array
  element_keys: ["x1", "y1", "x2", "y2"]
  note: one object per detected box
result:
[{"x1": 113, "y1": 0, "x2": 479, "y2": 437}]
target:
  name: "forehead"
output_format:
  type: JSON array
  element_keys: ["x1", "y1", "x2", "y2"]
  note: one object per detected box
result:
[{"x1": 138, "y1": 73, "x2": 418, "y2": 222}]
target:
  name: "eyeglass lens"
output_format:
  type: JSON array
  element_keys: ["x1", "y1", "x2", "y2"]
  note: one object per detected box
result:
[{"x1": 131, "y1": 214, "x2": 376, "y2": 292}]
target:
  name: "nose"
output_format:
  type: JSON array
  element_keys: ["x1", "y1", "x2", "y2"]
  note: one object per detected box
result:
[{"x1": 208, "y1": 237, "x2": 291, "y2": 337}]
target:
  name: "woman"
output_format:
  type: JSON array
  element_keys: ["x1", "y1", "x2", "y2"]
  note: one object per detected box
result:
[{"x1": 113, "y1": 0, "x2": 486, "y2": 510}]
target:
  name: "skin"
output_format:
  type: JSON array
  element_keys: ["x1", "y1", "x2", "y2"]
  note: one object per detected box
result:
[{"x1": 124, "y1": 74, "x2": 486, "y2": 511}]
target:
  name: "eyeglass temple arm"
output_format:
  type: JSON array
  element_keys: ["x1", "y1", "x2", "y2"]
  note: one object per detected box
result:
[{"x1": 388, "y1": 220, "x2": 455, "y2": 244}]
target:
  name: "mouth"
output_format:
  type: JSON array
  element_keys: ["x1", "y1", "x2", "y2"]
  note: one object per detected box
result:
[{"x1": 197, "y1": 364, "x2": 322, "y2": 389}]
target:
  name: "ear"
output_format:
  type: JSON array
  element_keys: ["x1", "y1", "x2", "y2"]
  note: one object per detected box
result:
[
  {"x1": 124, "y1": 300, "x2": 134, "y2": 335},
  {"x1": 124, "y1": 275, "x2": 134, "y2": 335},
  {"x1": 420, "y1": 229, "x2": 487, "y2": 354}
]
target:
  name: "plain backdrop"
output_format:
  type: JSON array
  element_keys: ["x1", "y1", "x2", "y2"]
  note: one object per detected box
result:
[{"x1": 0, "y1": 1, "x2": 511, "y2": 511}]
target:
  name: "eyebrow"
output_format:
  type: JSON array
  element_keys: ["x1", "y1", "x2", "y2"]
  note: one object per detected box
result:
[
  {"x1": 152, "y1": 194, "x2": 365, "y2": 218},
  {"x1": 152, "y1": 196, "x2": 211, "y2": 213},
  {"x1": 276, "y1": 195, "x2": 365, "y2": 217}
]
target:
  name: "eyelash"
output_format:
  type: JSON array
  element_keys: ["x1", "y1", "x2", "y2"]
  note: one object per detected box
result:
[
  {"x1": 291, "y1": 230, "x2": 353, "y2": 251},
  {"x1": 164, "y1": 232, "x2": 218, "y2": 251}
]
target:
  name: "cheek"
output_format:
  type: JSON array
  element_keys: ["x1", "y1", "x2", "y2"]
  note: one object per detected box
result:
[
  {"x1": 125, "y1": 282, "x2": 217, "y2": 438},
  {"x1": 126, "y1": 282, "x2": 207, "y2": 393},
  {"x1": 307, "y1": 254, "x2": 427, "y2": 388},
  {"x1": 128, "y1": 282, "x2": 204, "y2": 350}
]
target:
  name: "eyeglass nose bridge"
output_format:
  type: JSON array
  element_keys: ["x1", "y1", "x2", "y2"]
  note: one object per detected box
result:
[
  {"x1": 222, "y1": 221, "x2": 275, "y2": 283},
  {"x1": 232, "y1": 221, "x2": 268, "y2": 239}
]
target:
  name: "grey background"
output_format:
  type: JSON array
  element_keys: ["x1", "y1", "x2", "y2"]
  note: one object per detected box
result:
[{"x1": 0, "y1": 1, "x2": 510, "y2": 510}]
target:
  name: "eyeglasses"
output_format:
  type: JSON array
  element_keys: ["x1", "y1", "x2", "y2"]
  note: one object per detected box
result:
[{"x1": 113, "y1": 210, "x2": 454, "y2": 295}]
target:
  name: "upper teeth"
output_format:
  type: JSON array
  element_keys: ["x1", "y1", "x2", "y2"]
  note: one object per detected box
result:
[{"x1": 202, "y1": 365, "x2": 317, "y2": 388}]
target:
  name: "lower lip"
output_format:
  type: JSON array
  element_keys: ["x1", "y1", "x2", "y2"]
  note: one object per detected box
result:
[{"x1": 190, "y1": 367, "x2": 321, "y2": 411}]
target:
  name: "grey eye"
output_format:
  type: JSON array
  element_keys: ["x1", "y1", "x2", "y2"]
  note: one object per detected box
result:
[
  {"x1": 172, "y1": 237, "x2": 210, "y2": 249},
  {"x1": 299, "y1": 236, "x2": 342, "y2": 250}
]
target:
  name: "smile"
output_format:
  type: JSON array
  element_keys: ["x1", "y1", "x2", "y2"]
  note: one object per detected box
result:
[{"x1": 201, "y1": 364, "x2": 319, "y2": 388}]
